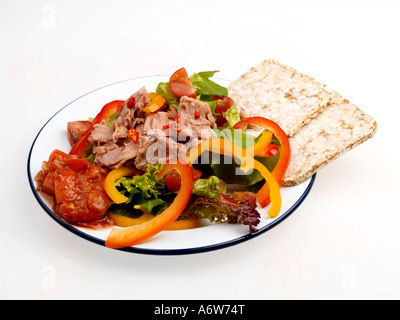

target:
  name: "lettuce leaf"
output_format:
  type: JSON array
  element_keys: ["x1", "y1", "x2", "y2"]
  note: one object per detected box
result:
[
  {"x1": 192, "y1": 176, "x2": 225, "y2": 201},
  {"x1": 114, "y1": 164, "x2": 165, "y2": 201},
  {"x1": 189, "y1": 71, "x2": 228, "y2": 99},
  {"x1": 111, "y1": 164, "x2": 170, "y2": 216},
  {"x1": 155, "y1": 82, "x2": 180, "y2": 110},
  {"x1": 138, "y1": 198, "x2": 168, "y2": 215},
  {"x1": 155, "y1": 70, "x2": 228, "y2": 116},
  {"x1": 222, "y1": 105, "x2": 241, "y2": 128}
]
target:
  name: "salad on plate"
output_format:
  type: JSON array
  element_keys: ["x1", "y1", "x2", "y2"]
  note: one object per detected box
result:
[{"x1": 34, "y1": 67, "x2": 290, "y2": 249}]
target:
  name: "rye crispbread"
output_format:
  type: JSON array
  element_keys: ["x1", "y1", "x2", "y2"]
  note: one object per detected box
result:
[
  {"x1": 227, "y1": 59, "x2": 377, "y2": 186},
  {"x1": 227, "y1": 59, "x2": 334, "y2": 137},
  {"x1": 282, "y1": 91, "x2": 377, "y2": 186}
]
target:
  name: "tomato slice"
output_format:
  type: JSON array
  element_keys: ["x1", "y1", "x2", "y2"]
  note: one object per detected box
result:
[
  {"x1": 165, "y1": 167, "x2": 202, "y2": 192},
  {"x1": 67, "y1": 121, "x2": 92, "y2": 147},
  {"x1": 212, "y1": 95, "x2": 235, "y2": 127},
  {"x1": 169, "y1": 67, "x2": 196, "y2": 99},
  {"x1": 219, "y1": 191, "x2": 257, "y2": 208}
]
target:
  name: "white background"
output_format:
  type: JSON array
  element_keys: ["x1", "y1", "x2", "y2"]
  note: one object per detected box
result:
[{"x1": 1, "y1": 0, "x2": 399, "y2": 300}]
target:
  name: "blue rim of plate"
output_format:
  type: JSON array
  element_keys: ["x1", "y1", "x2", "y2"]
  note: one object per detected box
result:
[{"x1": 27, "y1": 76, "x2": 317, "y2": 255}]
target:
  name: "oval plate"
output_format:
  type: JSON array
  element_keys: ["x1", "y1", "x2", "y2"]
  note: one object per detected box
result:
[{"x1": 27, "y1": 75, "x2": 316, "y2": 255}]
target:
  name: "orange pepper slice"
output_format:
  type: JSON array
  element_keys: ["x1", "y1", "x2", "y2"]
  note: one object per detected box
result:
[
  {"x1": 185, "y1": 138, "x2": 282, "y2": 218},
  {"x1": 234, "y1": 117, "x2": 291, "y2": 208},
  {"x1": 252, "y1": 130, "x2": 273, "y2": 156},
  {"x1": 143, "y1": 92, "x2": 166, "y2": 114},
  {"x1": 105, "y1": 160, "x2": 193, "y2": 248},
  {"x1": 246, "y1": 159, "x2": 281, "y2": 218}
]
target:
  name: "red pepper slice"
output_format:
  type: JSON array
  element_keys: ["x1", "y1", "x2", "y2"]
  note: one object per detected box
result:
[
  {"x1": 69, "y1": 100, "x2": 124, "y2": 157},
  {"x1": 105, "y1": 160, "x2": 194, "y2": 248},
  {"x1": 233, "y1": 117, "x2": 291, "y2": 208},
  {"x1": 258, "y1": 143, "x2": 279, "y2": 158}
]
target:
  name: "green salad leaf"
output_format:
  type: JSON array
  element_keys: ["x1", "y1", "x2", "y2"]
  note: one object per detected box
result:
[
  {"x1": 155, "y1": 82, "x2": 180, "y2": 110},
  {"x1": 155, "y1": 70, "x2": 228, "y2": 118},
  {"x1": 110, "y1": 164, "x2": 171, "y2": 216},
  {"x1": 222, "y1": 105, "x2": 241, "y2": 128},
  {"x1": 107, "y1": 112, "x2": 118, "y2": 129},
  {"x1": 122, "y1": 164, "x2": 165, "y2": 199},
  {"x1": 189, "y1": 71, "x2": 228, "y2": 99},
  {"x1": 192, "y1": 176, "x2": 226, "y2": 201},
  {"x1": 138, "y1": 198, "x2": 168, "y2": 215}
]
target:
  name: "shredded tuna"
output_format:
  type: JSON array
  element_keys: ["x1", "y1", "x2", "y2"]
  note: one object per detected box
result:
[
  {"x1": 89, "y1": 120, "x2": 113, "y2": 143},
  {"x1": 134, "y1": 135, "x2": 185, "y2": 171},
  {"x1": 177, "y1": 96, "x2": 217, "y2": 140},
  {"x1": 89, "y1": 87, "x2": 218, "y2": 171}
]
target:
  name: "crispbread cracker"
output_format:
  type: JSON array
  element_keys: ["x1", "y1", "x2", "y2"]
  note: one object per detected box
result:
[
  {"x1": 228, "y1": 59, "x2": 377, "y2": 186},
  {"x1": 227, "y1": 59, "x2": 333, "y2": 137},
  {"x1": 282, "y1": 92, "x2": 377, "y2": 186}
]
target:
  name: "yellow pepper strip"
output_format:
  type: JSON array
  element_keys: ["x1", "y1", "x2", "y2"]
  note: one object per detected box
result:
[
  {"x1": 109, "y1": 211, "x2": 154, "y2": 227},
  {"x1": 186, "y1": 138, "x2": 247, "y2": 165},
  {"x1": 110, "y1": 211, "x2": 201, "y2": 230},
  {"x1": 186, "y1": 138, "x2": 282, "y2": 218},
  {"x1": 104, "y1": 166, "x2": 140, "y2": 204},
  {"x1": 165, "y1": 216, "x2": 202, "y2": 230},
  {"x1": 143, "y1": 92, "x2": 166, "y2": 114},
  {"x1": 242, "y1": 159, "x2": 281, "y2": 218},
  {"x1": 252, "y1": 131, "x2": 273, "y2": 156}
]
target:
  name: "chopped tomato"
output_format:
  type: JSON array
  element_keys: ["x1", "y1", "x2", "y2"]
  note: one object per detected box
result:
[
  {"x1": 67, "y1": 158, "x2": 92, "y2": 172},
  {"x1": 169, "y1": 67, "x2": 196, "y2": 99},
  {"x1": 165, "y1": 167, "x2": 202, "y2": 192},
  {"x1": 218, "y1": 193, "x2": 240, "y2": 207},
  {"x1": 219, "y1": 191, "x2": 257, "y2": 208},
  {"x1": 36, "y1": 149, "x2": 112, "y2": 225},
  {"x1": 212, "y1": 95, "x2": 235, "y2": 127},
  {"x1": 67, "y1": 121, "x2": 92, "y2": 147}
]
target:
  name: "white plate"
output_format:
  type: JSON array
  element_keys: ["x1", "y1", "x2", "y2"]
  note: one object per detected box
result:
[{"x1": 27, "y1": 75, "x2": 316, "y2": 255}]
